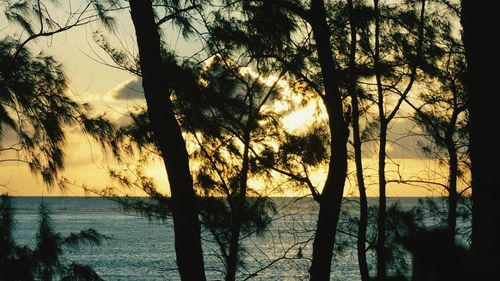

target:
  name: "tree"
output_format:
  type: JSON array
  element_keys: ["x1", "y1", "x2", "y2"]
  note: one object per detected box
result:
[
  {"x1": 95, "y1": 44, "x2": 306, "y2": 278},
  {"x1": 0, "y1": 194, "x2": 108, "y2": 281},
  {"x1": 127, "y1": 1, "x2": 206, "y2": 280},
  {"x1": 345, "y1": 1, "x2": 370, "y2": 280},
  {"x1": 355, "y1": 0, "x2": 426, "y2": 278},
  {"x1": 306, "y1": 1, "x2": 352, "y2": 274},
  {"x1": 209, "y1": 1, "x2": 351, "y2": 278},
  {"x1": 92, "y1": 3, "x2": 290, "y2": 277},
  {"x1": 94, "y1": 0, "x2": 350, "y2": 278},
  {"x1": 190, "y1": 57, "x2": 283, "y2": 281},
  {"x1": 461, "y1": 0, "x2": 500, "y2": 271},
  {"x1": 112, "y1": 55, "x2": 286, "y2": 281},
  {"x1": 408, "y1": 44, "x2": 469, "y2": 239},
  {"x1": 0, "y1": 0, "x2": 116, "y2": 188}
]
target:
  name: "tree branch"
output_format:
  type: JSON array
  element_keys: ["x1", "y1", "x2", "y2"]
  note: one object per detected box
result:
[{"x1": 156, "y1": 5, "x2": 199, "y2": 27}]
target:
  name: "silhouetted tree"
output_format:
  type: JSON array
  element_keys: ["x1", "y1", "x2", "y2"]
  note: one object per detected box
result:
[
  {"x1": 0, "y1": 38, "x2": 115, "y2": 186},
  {"x1": 345, "y1": 1, "x2": 370, "y2": 280},
  {"x1": 127, "y1": 1, "x2": 206, "y2": 280},
  {"x1": 0, "y1": 194, "x2": 108, "y2": 281},
  {"x1": 461, "y1": 0, "x2": 500, "y2": 267},
  {"x1": 356, "y1": 1, "x2": 426, "y2": 278},
  {"x1": 208, "y1": 1, "x2": 352, "y2": 278},
  {"x1": 90, "y1": 1, "x2": 332, "y2": 279},
  {"x1": 0, "y1": 0, "x2": 116, "y2": 189},
  {"x1": 96, "y1": 50, "x2": 299, "y2": 279},
  {"x1": 188, "y1": 57, "x2": 283, "y2": 281},
  {"x1": 409, "y1": 46, "x2": 469, "y2": 240},
  {"x1": 306, "y1": 1, "x2": 352, "y2": 274}
]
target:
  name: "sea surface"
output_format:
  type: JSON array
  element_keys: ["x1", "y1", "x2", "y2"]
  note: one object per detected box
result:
[{"x1": 9, "y1": 197, "x2": 429, "y2": 281}]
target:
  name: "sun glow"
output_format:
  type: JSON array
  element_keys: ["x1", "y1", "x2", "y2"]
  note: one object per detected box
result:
[{"x1": 282, "y1": 100, "x2": 324, "y2": 133}]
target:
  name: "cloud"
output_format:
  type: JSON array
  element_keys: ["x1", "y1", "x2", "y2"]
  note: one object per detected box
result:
[
  {"x1": 360, "y1": 118, "x2": 432, "y2": 160},
  {"x1": 385, "y1": 119, "x2": 432, "y2": 159},
  {"x1": 109, "y1": 78, "x2": 144, "y2": 100},
  {"x1": 75, "y1": 78, "x2": 147, "y2": 124}
]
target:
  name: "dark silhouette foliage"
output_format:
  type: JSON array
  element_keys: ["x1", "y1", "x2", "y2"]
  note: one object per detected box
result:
[
  {"x1": 0, "y1": 1, "x2": 488, "y2": 281},
  {"x1": 104, "y1": 53, "x2": 284, "y2": 280},
  {"x1": 0, "y1": 194, "x2": 108, "y2": 281},
  {"x1": 0, "y1": 37, "x2": 116, "y2": 187}
]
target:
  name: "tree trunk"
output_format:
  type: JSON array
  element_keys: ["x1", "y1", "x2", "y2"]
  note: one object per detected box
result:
[
  {"x1": 128, "y1": 1, "x2": 206, "y2": 280},
  {"x1": 376, "y1": 120, "x2": 387, "y2": 280},
  {"x1": 446, "y1": 142, "x2": 458, "y2": 240},
  {"x1": 225, "y1": 202, "x2": 243, "y2": 281},
  {"x1": 355, "y1": 128, "x2": 370, "y2": 281},
  {"x1": 461, "y1": 0, "x2": 500, "y2": 260},
  {"x1": 445, "y1": 105, "x2": 460, "y2": 241},
  {"x1": 347, "y1": 0, "x2": 370, "y2": 280},
  {"x1": 225, "y1": 122, "x2": 251, "y2": 281},
  {"x1": 309, "y1": 0, "x2": 350, "y2": 280},
  {"x1": 373, "y1": 0, "x2": 387, "y2": 278}
]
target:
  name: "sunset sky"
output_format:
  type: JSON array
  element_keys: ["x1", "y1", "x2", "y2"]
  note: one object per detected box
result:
[{"x1": 0, "y1": 4, "x2": 457, "y2": 197}]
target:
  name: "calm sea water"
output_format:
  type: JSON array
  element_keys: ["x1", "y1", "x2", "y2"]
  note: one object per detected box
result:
[{"x1": 10, "y1": 197, "x2": 424, "y2": 281}]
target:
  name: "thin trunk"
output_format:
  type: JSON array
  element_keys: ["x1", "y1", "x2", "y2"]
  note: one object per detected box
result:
[
  {"x1": 225, "y1": 207, "x2": 242, "y2": 281},
  {"x1": 376, "y1": 121, "x2": 387, "y2": 280},
  {"x1": 226, "y1": 133, "x2": 250, "y2": 281},
  {"x1": 446, "y1": 142, "x2": 458, "y2": 240},
  {"x1": 346, "y1": 0, "x2": 370, "y2": 280},
  {"x1": 373, "y1": 0, "x2": 387, "y2": 278},
  {"x1": 225, "y1": 124, "x2": 251, "y2": 281},
  {"x1": 354, "y1": 111, "x2": 370, "y2": 281},
  {"x1": 128, "y1": 1, "x2": 206, "y2": 280},
  {"x1": 309, "y1": 0, "x2": 350, "y2": 280},
  {"x1": 445, "y1": 104, "x2": 460, "y2": 240},
  {"x1": 225, "y1": 224, "x2": 241, "y2": 281}
]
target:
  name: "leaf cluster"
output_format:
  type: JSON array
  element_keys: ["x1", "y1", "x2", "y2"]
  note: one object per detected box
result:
[
  {"x1": 0, "y1": 38, "x2": 116, "y2": 187},
  {"x1": 0, "y1": 194, "x2": 109, "y2": 281}
]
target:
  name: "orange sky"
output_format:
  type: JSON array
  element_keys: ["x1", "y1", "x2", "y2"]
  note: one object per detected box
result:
[{"x1": 0, "y1": 6, "x2": 462, "y2": 198}]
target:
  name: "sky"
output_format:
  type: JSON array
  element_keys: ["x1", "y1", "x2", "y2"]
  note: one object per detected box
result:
[{"x1": 0, "y1": 1, "x2": 459, "y2": 197}]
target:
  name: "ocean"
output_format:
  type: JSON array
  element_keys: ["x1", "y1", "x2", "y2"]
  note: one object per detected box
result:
[{"x1": 9, "y1": 197, "x2": 431, "y2": 280}]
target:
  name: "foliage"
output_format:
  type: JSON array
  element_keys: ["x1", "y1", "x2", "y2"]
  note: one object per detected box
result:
[
  {"x1": 0, "y1": 37, "x2": 116, "y2": 187},
  {"x1": 0, "y1": 0, "x2": 477, "y2": 280},
  {"x1": 410, "y1": 13, "x2": 470, "y2": 186},
  {"x1": 0, "y1": 194, "x2": 109, "y2": 281}
]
